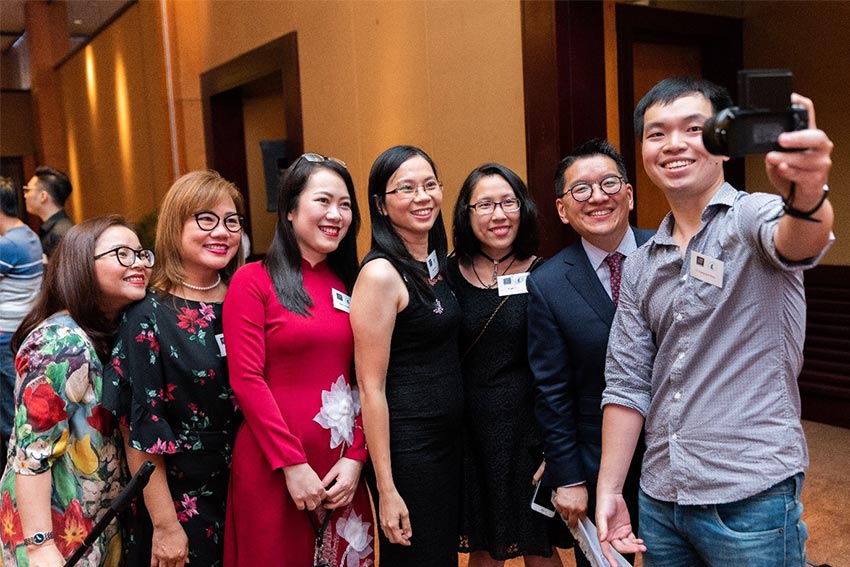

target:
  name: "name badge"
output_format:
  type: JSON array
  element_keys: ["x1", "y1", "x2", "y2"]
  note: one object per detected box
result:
[
  {"x1": 215, "y1": 333, "x2": 227, "y2": 357},
  {"x1": 332, "y1": 288, "x2": 351, "y2": 313},
  {"x1": 426, "y1": 250, "x2": 439, "y2": 279},
  {"x1": 497, "y1": 272, "x2": 529, "y2": 296},
  {"x1": 689, "y1": 251, "x2": 724, "y2": 288}
]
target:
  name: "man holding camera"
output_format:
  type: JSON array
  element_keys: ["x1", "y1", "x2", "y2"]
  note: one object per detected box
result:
[{"x1": 596, "y1": 76, "x2": 834, "y2": 567}]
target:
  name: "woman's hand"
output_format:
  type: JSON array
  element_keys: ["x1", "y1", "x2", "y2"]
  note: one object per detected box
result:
[
  {"x1": 150, "y1": 520, "x2": 189, "y2": 567},
  {"x1": 283, "y1": 463, "x2": 327, "y2": 511},
  {"x1": 26, "y1": 542, "x2": 64, "y2": 567},
  {"x1": 322, "y1": 457, "x2": 363, "y2": 510},
  {"x1": 379, "y1": 488, "x2": 412, "y2": 545}
]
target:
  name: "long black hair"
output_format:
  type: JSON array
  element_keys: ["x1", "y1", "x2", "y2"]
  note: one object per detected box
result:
[
  {"x1": 452, "y1": 162, "x2": 539, "y2": 265},
  {"x1": 263, "y1": 156, "x2": 361, "y2": 316},
  {"x1": 367, "y1": 145, "x2": 448, "y2": 302}
]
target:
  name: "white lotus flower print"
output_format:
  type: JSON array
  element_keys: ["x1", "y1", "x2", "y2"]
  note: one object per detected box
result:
[
  {"x1": 314, "y1": 375, "x2": 361, "y2": 449},
  {"x1": 336, "y1": 508, "x2": 373, "y2": 567}
]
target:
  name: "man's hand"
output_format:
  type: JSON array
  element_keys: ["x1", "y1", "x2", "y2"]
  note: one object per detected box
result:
[
  {"x1": 766, "y1": 93, "x2": 832, "y2": 209},
  {"x1": 596, "y1": 490, "x2": 646, "y2": 567},
  {"x1": 553, "y1": 484, "x2": 588, "y2": 528}
]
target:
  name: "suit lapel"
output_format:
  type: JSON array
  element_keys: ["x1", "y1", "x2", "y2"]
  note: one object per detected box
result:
[{"x1": 562, "y1": 242, "x2": 616, "y2": 326}]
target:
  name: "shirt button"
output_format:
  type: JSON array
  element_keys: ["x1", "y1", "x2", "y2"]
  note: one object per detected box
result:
[
  {"x1": 677, "y1": 352, "x2": 685, "y2": 361},
  {"x1": 680, "y1": 275, "x2": 687, "y2": 283},
  {"x1": 674, "y1": 392, "x2": 682, "y2": 400},
  {"x1": 672, "y1": 433, "x2": 678, "y2": 441},
  {"x1": 675, "y1": 313, "x2": 683, "y2": 321}
]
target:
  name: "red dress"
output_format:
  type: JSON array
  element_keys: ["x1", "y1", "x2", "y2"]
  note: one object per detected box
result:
[{"x1": 222, "y1": 261, "x2": 374, "y2": 567}]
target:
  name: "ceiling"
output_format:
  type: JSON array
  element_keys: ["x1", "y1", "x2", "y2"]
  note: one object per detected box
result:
[{"x1": 1, "y1": 0, "x2": 131, "y2": 55}]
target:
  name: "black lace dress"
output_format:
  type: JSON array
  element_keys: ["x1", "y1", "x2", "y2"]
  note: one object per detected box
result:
[
  {"x1": 448, "y1": 257, "x2": 571, "y2": 560},
  {"x1": 362, "y1": 252, "x2": 464, "y2": 567}
]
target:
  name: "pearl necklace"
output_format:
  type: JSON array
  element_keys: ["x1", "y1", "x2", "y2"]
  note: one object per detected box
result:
[{"x1": 180, "y1": 275, "x2": 221, "y2": 291}]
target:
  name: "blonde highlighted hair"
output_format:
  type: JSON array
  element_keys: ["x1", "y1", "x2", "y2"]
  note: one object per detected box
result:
[{"x1": 150, "y1": 170, "x2": 245, "y2": 293}]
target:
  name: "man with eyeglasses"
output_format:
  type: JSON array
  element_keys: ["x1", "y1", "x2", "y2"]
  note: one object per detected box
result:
[
  {"x1": 527, "y1": 139, "x2": 653, "y2": 566},
  {"x1": 596, "y1": 77, "x2": 834, "y2": 567},
  {"x1": 0, "y1": 177, "x2": 44, "y2": 469},
  {"x1": 23, "y1": 166, "x2": 74, "y2": 261}
]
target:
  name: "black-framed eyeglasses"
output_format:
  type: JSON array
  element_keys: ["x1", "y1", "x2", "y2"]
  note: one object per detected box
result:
[
  {"x1": 94, "y1": 246, "x2": 155, "y2": 268},
  {"x1": 567, "y1": 175, "x2": 624, "y2": 202},
  {"x1": 296, "y1": 152, "x2": 348, "y2": 169},
  {"x1": 385, "y1": 180, "x2": 443, "y2": 199},
  {"x1": 193, "y1": 211, "x2": 244, "y2": 233},
  {"x1": 468, "y1": 198, "x2": 521, "y2": 216}
]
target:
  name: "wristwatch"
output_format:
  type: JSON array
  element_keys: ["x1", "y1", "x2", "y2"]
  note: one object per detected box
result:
[{"x1": 23, "y1": 531, "x2": 53, "y2": 546}]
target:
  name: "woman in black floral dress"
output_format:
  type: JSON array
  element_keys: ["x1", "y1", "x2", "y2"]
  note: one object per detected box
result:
[{"x1": 104, "y1": 170, "x2": 245, "y2": 567}]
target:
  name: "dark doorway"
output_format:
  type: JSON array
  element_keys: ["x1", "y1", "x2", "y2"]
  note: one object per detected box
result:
[
  {"x1": 200, "y1": 33, "x2": 303, "y2": 255},
  {"x1": 616, "y1": 3, "x2": 743, "y2": 228},
  {"x1": 521, "y1": 2, "x2": 743, "y2": 253}
]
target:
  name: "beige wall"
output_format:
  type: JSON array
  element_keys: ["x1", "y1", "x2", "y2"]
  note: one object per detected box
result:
[
  {"x1": 168, "y1": 0, "x2": 527, "y2": 255},
  {"x1": 57, "y1": 1, "x2": 172, "y2": 224},
  {"x1": 742, "y1": 0, "x2": 848, "y2": 265}
]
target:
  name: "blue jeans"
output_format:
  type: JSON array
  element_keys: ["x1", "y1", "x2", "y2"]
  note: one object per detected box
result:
[
  {"x1": 639, "y1": 474, "x2": 807, "y2": 567},
  {"x1": 0, "y1": 331, "x2": 15, "y2": 449}
]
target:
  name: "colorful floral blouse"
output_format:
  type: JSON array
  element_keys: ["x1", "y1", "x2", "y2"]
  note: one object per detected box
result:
[{"x1": 0, "y1": 313, "x2": 124, "y2": 567}]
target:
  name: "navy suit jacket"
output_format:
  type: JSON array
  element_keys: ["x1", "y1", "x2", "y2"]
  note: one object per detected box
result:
[{"x1": 527, "y1": 227, "x2": 654, "y2": 491}]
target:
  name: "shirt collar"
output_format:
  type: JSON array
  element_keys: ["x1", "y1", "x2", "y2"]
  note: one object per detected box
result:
[
  {"x1": 581, "y1": 228, "x2": 638, "y2": 271},
  {"x1": 653, "y1": 182, "x2": 738, "y2": 246},
  {"x1": 39, "y1": 210, "x2": 69, "y2": 233}
]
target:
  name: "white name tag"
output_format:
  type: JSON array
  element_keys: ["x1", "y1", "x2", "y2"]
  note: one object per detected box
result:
[
  {"x1": 426, "y1": 250, "x2": 439, "y2": 279},
  {"x1": 332, "y1": 288, "x2": 351, "y2": 313},
  {"x1": 689, "y1": 251, "x2": 724, "y2": 288},
  {"x1": 215, "y1": 333, "x2": 227, "y2": 357},
  {"x1": 497, "y1": 272, "x2": 529, "y2": 296}
]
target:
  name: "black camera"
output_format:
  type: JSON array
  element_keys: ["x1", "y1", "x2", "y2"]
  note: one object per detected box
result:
[{"x1": 702, "y1": 70, "x2": 808, "y2": 158}]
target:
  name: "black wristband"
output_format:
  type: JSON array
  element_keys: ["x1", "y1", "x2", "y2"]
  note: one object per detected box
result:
[{"x1": 783, "y1": 183, "x2": 829, "y2": 223}]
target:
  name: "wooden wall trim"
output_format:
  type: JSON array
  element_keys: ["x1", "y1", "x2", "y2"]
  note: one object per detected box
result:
[
  {"x1": 521, "y1": 1, "x2": 606, "y2": 257},
  {"x1": 802, "y1": 264, "x2": 850, "y2": 429}
]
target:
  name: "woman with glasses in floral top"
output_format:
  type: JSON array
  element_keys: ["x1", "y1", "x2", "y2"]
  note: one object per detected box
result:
[
  {"x1": 104, "y1": 170, "x2": 244, "y2": 567},
  {"x1": 222, "y1": 153, "x2": 373, "y2": 567},
  {"x1": 1, "y1": 215, "x2": 152, "y2": 567}
]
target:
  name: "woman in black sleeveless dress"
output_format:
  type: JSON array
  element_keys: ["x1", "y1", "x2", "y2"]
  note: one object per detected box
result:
[
  {"x1": 449, "y1": 164, "x2": 570, "y2": 567},
  {"x1": 351, "y1": 146, "x2": 463, "y2": 567}
]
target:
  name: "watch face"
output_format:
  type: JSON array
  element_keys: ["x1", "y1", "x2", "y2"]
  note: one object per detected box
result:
[{"x1": 33, "y1": 533, "x2": 46, "y2": 544}]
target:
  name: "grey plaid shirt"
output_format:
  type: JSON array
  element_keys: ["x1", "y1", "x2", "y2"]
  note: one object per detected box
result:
[{"x1": 602, "y1": 182, "x2": 832, "y2": 505}]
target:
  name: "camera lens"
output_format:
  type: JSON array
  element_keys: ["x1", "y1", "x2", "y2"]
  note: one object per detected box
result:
[{"x1": 702, "y1": 108, "x2": 734, "y2": 156}]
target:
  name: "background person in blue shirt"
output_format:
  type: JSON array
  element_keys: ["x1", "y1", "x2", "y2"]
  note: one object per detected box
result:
[{"x1": 0, "y1": 178, "x2": 45, "y2": 469}]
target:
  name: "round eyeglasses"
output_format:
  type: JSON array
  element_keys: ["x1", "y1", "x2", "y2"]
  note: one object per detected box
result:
[
  {"x1": 94, "y1": 246, "x2": 155, "y2": 268},
  {"x1": 385, "y1": 180, "x2": 443, "y2": 199},
  {"x1": 567, "y1": 175, "x2": 625, "y2": 202},
  {"x1": 468, "y1": 198, "x2": 521, "y2": 216},
  {"x1": 193, "y1": 211, "x2": 244, "y2": 233}
]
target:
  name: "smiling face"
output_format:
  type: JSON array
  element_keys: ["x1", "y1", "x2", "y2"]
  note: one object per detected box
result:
[
  {"x1": 468, "y1": 174, "x2": 520, "y2": 257},
  {"x1": 380, "y1": 155, "x2": 442, "y2": 243},
  {"x1": 288, "y1": 168, "x2": 353, "y2": 266},
  {"x1": 94, "y1": 225, "x2": 150, "y2": 320},
  {"x1": 641, "y1": 93, "x2": 727, "y2": 200},
  {"x1": 180, "y1": 196, "x2": 241, "y2": 283},
  {"x1": 556, "y1": 154, "x2": 633, "y2": 252}
]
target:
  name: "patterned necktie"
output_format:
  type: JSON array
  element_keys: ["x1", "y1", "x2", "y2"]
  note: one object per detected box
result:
[{"x1": 604, "y1": 252, "x2": 625, "y2": 306}]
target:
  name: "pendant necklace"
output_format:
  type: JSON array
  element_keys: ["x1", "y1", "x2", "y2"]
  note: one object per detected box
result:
[
  {"x1": 473, "y1": 251, "x2": 515, "y2": 289},
  {"x1": 180, "y1": 274, "x2": 221, "y2": 291}
]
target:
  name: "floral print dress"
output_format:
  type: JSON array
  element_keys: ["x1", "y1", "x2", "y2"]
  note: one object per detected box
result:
[
  {"x1": 0, "y1": 313, "x2": 124, "y2": 567},
  {"x1": 103, "y1": 290, "x2": 241, "y2": 567}
]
